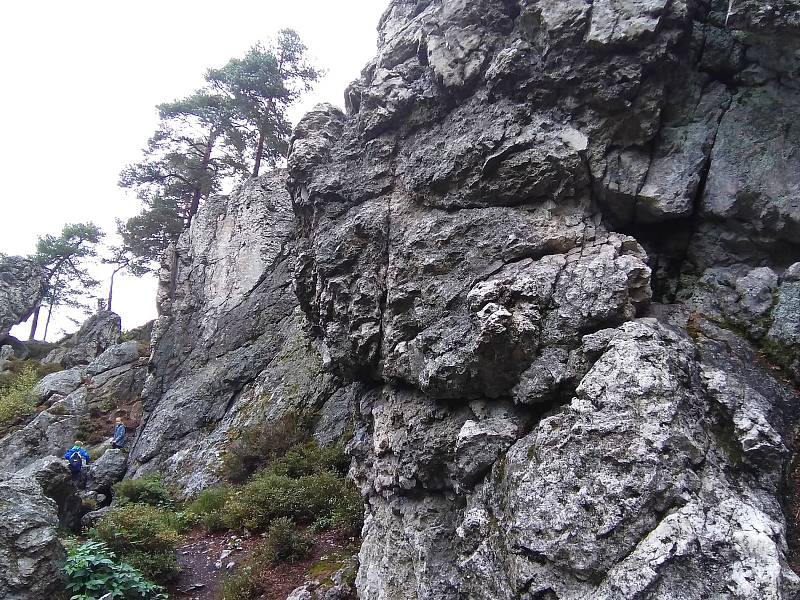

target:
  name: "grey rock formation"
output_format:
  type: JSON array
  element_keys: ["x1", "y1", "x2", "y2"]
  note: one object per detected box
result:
[
  {"x1": 0, "y1": 345, "x2": 14, "y2": 371},
  {"x1": 16, "y1": 456, "x2": 83, "y2": 532},
  {"x1": 287, "y1": 556, "x2": 359, "y2": 600},
  {"x1": 85, "y1": 448, "x2": 127, "y2": 496},
  {"x1": 43, "y1": 310, "x2": 122, "y2": 367},
  {"x1": 33, "y1": 367, "x2": 85, "y2": 402},
  {"x1": 86, "y1": 340, "x2": 140, "y2": 376},
  {"x1": 0, "y1": 475, "x2": 66, "y2": 600},
  {"x1": 0, "y1": 341, "x2": 145, "y2": 473},
  {"x1": 286, "y1": 1, "x2": 800, "y2": 598},
  {"x1": 0, "y1": 256, "x2": 46, "y2": 339},
  {"x1": 128, "y1": 172, "x2": 353, "y2": 495}
]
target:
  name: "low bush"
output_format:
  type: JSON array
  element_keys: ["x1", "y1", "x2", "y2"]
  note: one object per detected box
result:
[
  {"x1": 330, "y1": 482, "x2": 364, "y2": 537},
  {"x1": 64, "y1": 540, "x2": 167, "y2": 600},
  {"x1": 257, "y1": 517, "x2": 311, "y2": 564},
  {"x1": 113, "y1": 476, "x2": 172, "y2": 507},
  {"x1": 268, "y1": 441, "x2": 349, "y2": 479},
  {"x1": 222, "y1": 470, "x2": 344, "y2": 532},
  {"x1": 186, "y1": 485, "x2": 233, "y2": 533},
  {"x1": 92, "y1": 504, "x2": 182, "y2": 582},
  {"x1": 220, "y1": 567, "x2": 261, "y2": 600},
  {"x1": 221, "y1": 411, "x2": 310, "y2": 483},
  {"x1": 0, "y1": 364, "x2": 39, "y2": 430},
  {"x1": 219, "y1": 519, "x2": 310, "y2": 600}
]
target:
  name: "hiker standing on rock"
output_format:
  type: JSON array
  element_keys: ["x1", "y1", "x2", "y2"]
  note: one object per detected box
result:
[
  {"x1": 64, "y1": 441, "x2": 90, "y2": 481},
  {"x1": 112, "y1": 416, "x2": 126, "y2": 449}
]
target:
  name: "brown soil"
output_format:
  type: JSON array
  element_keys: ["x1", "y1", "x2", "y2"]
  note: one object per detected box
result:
[
  {"x1": 252, "y1": 530, "x2": 357, "y2": 600},
  {"x1": 169, "y1": 528, "x2": 358, "y2": 600}
]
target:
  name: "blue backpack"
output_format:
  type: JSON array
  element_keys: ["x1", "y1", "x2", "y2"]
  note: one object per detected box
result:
[{"x1": 68, "y1": 450, "x2": 84, "y2": 473}]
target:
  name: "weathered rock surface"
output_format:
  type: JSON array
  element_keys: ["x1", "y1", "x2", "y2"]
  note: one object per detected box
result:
[
  {"x1": 43, "y1": 310, "x2": 122, "y2": 367},
  {"x1": 127, "y1": 172, "x2": 354, "y2": 495},
  {"x1": 0, "y1": 339, "x2": 145, "y2": 473},
  {"x1": 287, "y1": 1, "x2": 800, "y2": 598},
  {"x1": 0, "y1": 256, "x2": 45, "y2": 339},
  {"x1": 0, "y1": 475, "x2": 66, "y2": 600},
  {"x1": 85, "y1": 448, "x2": 127, "y2": 496},
  {"x1": 16, "y1": 456, "x2": 83, "y2": 532}
]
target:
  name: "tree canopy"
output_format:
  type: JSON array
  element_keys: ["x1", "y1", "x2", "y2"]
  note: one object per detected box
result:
[
  {"x1": 29, "y1": 222, "x2": 104, "y2": 340},
  {"x1": 118, "y1": 29, "x2": 321, "y2": 271}
]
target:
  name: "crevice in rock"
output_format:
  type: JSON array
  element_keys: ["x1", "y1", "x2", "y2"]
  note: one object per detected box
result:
[{"x1": 787, "y1": 427, "x2": 800, "y2": 575}]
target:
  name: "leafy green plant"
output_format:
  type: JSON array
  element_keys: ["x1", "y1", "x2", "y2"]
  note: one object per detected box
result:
[
  {"x1": 257, "y1": 517, "x2": 311, "y2": 564},
  {"x1": 92, "y1": 504, "x2": 182, "y2": 582},
  {"x1": 112, "y1": 476, "x2": 172, "y2": 507},
  {"x1": 221, "y1": 411, "x2": 310, "y2": 483},
  {"x1": 0, "y1": 364, "x2": 39, "y2": 429},
  {"x1": 186, "y1": 485, "x2": 232, "y2": 533},
  {"x1": 64, "y1": 540, "x2": 167, "y2": 600},
  {"x1": 222, "y1": 470, "x2": 343, "y2": 532}
]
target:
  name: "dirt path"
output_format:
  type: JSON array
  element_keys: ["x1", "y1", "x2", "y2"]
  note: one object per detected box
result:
[
  {"x1": 168, "y1": 529, "x2": 358, "y2": 600},
  {"x1": 168, "y1": 531, "x2": 254, "y2": 600}
]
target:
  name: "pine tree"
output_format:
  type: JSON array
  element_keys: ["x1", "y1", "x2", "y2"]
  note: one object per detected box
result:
[
  {"x1": 207, "y1": 29, "x2": 322, "y2": 176},
  {"x1": 29, "y1": 222, "x2": 103, "y2": 340}
]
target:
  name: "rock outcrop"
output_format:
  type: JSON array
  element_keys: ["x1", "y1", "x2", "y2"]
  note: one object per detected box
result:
[
  {"x1": 0, "y1": 336, "x2": 146, "y2": 474},
  {"x1": 0, "y1": 255, "x2": 46, "y2": 339},
  {"x1": 0, "y1": 474, "x2": 66, "y2": 600},
  {"x1": 43, "y1": 310, "x2": 122, "y2": 367},
  {"x1": 286, "y1": 1, "x2": 800, "y2": 598},
  {"x1": 127, "y1": 172, "x2": 355, "y2": 495}
]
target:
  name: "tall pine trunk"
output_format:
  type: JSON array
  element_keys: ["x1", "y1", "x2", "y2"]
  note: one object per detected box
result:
[
  {"x1": 42, "y1": 300, "x2": 55, "y2": 341},
  {"x1": 187, "y1": 135, "x2": 216, "y2": 226},
  {"x1": 107, "y1": 270, "x2": 116, "y2": 312},
  {"x1": 253, "y1": 130, "x2": 266, "y2": 177},
  {"x1": 28, "y1": 305, "x2": 41, "y2": 341}
]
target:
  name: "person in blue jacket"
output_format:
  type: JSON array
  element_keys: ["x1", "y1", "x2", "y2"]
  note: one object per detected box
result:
[
  {"x1": 112, "y1": 416, "x2": 126, "y2": 449},
  {"x1": 64, "y1": 441, "x2": 90, "y2": 479}
]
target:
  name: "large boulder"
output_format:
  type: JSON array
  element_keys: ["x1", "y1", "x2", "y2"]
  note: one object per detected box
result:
[
  {"x1": 86, "y1": 341, "x2": 140, "y2": 377},
  {"x1": 85, "y1": 449, "x2": 127, "y2": 496},
  {"x1": 43, "y1": 310, "x2": 122, "y2": 368},
  {"x1": 16, "y1": 456, "x2": 83, "y2": 532},
  {"x1": 0, "y1": 256, "x2": 46, "y2": 339},
  {"x1": 33, "y1": 367, "x2": 85, "y2": 402},
  {"x1": 285, "y1": 1, "x2": 800, "y2": 599},
  {"x1": 0, "y1": 476, "x2": 66, "y2": 600}
]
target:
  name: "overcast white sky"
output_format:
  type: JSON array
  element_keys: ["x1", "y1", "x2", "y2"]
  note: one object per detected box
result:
[{"x1": 0, "y1": 0, "x2": 389, "y2": 340}]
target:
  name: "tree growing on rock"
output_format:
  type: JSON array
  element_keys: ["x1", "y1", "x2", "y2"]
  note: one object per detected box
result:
[
  {"x1": 102, "y1": 241, "x2": 151, "y2": 312},
  {"x1": 119, "y1": 29, "x2": 321, "y2": 267},
  {"x1": 207, "y1": 29, "x2": 323, "y2": 176},
  {"x1": 29, "y1": 222, "x2": 103, "y2": 341}
]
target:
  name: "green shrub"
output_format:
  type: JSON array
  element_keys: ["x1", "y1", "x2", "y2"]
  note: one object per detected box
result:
[
  {"x1": 257, "y1": 517, "x2": 311, "y2": 564},
  {"x1": 187, "y1": 485, "x2": 233, "y2": 533},
  {"x1": 222, "y1": 411, "x2": 310, "y2": 483},
  {"x1": 0, "y1": 364, "x2": 39, "y2": 429},
  {"x1": 64, "y1": 540, "x2": 167, "y2": 600},
  {"x1": 113, "y1": 476, "x2": 172, "y2": 507},
  {"x1": 268, "y1": 441, "x2": 349, "y2": 479},
  {"x1": 220, "y1": 566, "x2": 261, "y2": 600},
  {"x1": 330, "y1": 482, "x2": 364, "y2": 537},
  {"x1": 222, "y1": 470, "x2": 344, "y2": 532},
  {"x1": 92, "y1": 504, "x2": 181, "y2": 583}
]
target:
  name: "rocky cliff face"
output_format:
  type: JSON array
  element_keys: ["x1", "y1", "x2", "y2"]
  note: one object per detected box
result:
[
  {"x1": 0, "y1": 255, "x2": 45, "y2": 339},
  {"x1": 127, "y1": 172, "x2": 357, "y2": 495},
  {"x1": 287, "y1": 1, "x2": 800, "y2": 598}
]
